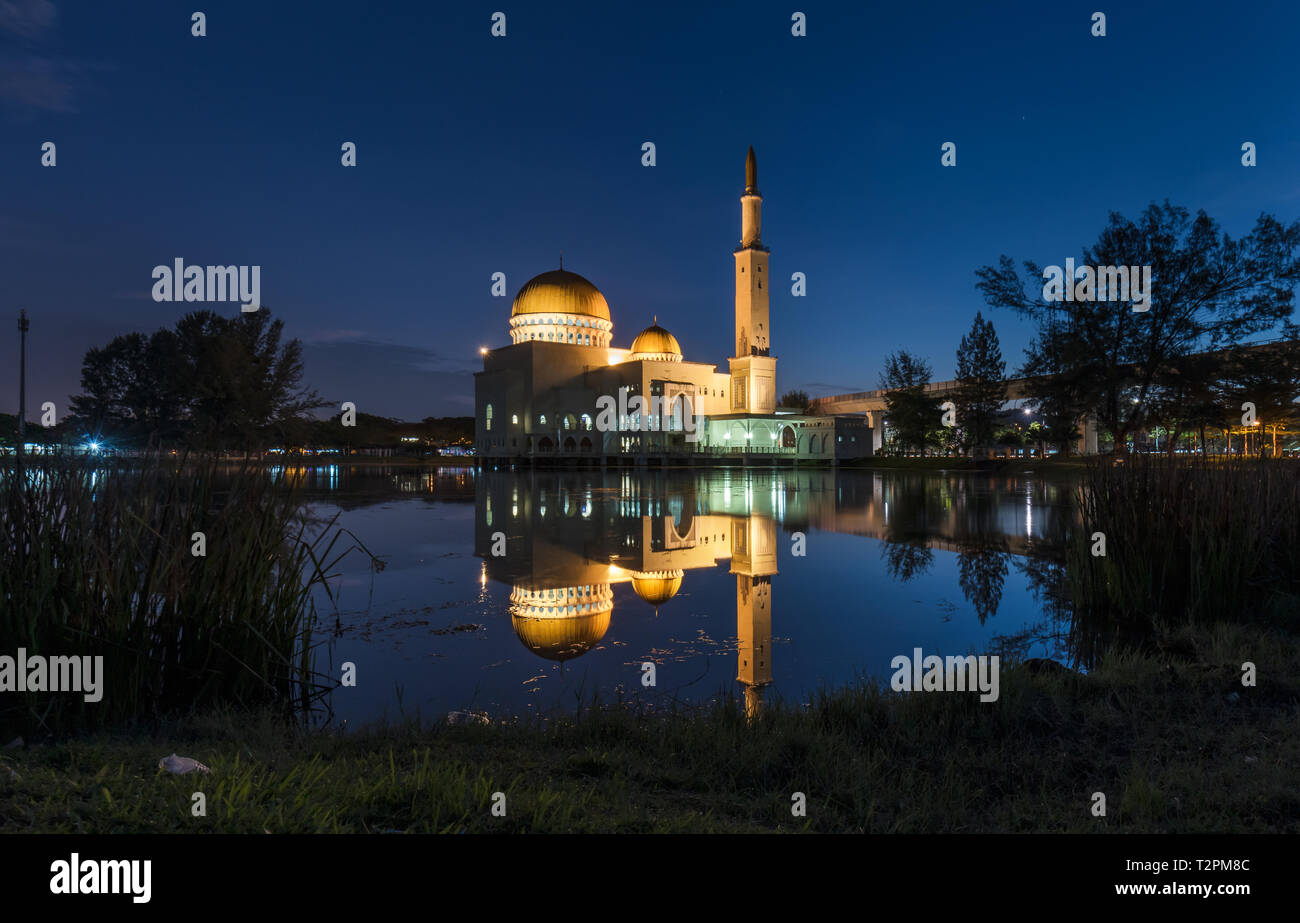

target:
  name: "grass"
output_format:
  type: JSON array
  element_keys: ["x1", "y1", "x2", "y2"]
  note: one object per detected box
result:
[
  {"x1": 1068, "y1": 457, "x2": 1300, "y2": 665},
  {"x1": 1, "y1": 455, "x2": 376, "y2": 737},
  {"x1": 3, "y1": 622, "x2": 1296, "y2": 833}
]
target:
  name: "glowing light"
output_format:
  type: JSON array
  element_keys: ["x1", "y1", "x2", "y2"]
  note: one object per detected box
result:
[{"x1": 479, "y1": 347, "x2": 488, "y2": 355}]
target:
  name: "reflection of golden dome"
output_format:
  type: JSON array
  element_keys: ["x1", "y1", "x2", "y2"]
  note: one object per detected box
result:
[
  {"x1": 511, "y1": 270, "x2": 610, "y2": 321},
  {"x1": 630, "y1": 570, "x2": 684, "y2": 605},
  {"x1": 512, "y1": 609, "x2": 612, "y2": 662},
  {"x1": 628, "y1": 322, "x2": 682, "y2": 361}
]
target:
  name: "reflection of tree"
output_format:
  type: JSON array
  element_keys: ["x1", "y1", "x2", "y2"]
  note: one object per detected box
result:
[
  {"x1": 881, "y1": 540, "x2": 934, "y2": 581},
  {"x1": 957, "y1": 544, "x2": 1007, "y2": 624},
  {"x1": 987, "y1": 552, "x2": 1074, "y2": 666},
  {"x1": 1014, "y1": 550, "x2": 1072, "y2": 624}
]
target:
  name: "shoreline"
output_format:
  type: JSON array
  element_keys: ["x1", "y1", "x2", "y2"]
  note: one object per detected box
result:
[{"x1": 4, "y1": 623, "x2": 1295, "y2": 833}]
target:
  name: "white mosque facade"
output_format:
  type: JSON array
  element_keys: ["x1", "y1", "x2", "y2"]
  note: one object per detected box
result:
[{"x1": 474, "y1": 148, "x2": 874, "y2": 464}]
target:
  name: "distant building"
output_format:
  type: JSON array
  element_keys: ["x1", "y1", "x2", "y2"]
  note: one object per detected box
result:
[{"x1": 474, "y1": 148, "x2": 872, "y2": 465}]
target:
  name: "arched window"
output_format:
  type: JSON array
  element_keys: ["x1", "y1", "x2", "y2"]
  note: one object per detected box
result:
[
  {"x1": 580, "y1": 413, "x2": 593, "y2": 431},
  {"x1": 511, "y1": 414, "x2": 518, "y2": 425},
  {"x1": 539, "y1": 414, "x2": 547, "y2": 426}
]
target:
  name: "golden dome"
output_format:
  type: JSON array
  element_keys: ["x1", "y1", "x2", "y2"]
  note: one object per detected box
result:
[
  {"x1": 511, "y1": 270, "x2": 611, "y2": 322},
  {"x1": 512, "y1": 608, "x2": 612, "y2": 662},
  {"x1": 630, "y1": 570, "x2": 684, "y2": 605},
  {"x1": 628, "y1": 321, "x2": 682, "y2": 361}
]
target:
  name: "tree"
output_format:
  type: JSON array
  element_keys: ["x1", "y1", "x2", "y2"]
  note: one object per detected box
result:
[
  {"x1": 1216, "y1": 333, "x2": 1300, "y2": 455},
  {"x1": 70, "y1": 309, "x2": 324, "y2": 451},
  {"x1": 778, "y1": 389, "x2": 811, "y2": 411},
  {"x1": 953, "y1": 312, "x2": 1006, "y2": 450},
  {"x1": 976, "y1": 202, "x2": 1300, "y2": 452},
  {"x1": 879, "y1": 350, "x2": 942, "y2": 454}
]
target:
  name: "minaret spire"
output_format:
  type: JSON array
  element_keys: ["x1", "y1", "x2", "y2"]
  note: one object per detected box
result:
[{"x1": 729, "y1": 145, "x2": 775, "y2": 412}]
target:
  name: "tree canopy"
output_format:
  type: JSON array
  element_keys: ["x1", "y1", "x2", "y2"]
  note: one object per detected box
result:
[
  {"x1": 70, "y1": 309, "x2": 324, "y2": 451},
  {"x1": 976, "y1": 202, "x2": 1300, "y2": 451}
]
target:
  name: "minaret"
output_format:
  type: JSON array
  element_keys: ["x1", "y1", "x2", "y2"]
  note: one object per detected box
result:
[{"x1": 729, "y1": 147, "x2": 777, "y2": 414}]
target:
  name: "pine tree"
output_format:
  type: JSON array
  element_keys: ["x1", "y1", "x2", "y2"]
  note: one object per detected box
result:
[
  {"x1": 954, "y1": 312, "x2": 1006, "y2": 451},
  {"x1": 879, "y1": 350, "x2": 942, "y2": 454}
]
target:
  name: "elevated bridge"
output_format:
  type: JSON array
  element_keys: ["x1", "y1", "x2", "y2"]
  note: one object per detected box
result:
[{"x1": 808, "y1": 338, "x2": 1292, "y2": 456}]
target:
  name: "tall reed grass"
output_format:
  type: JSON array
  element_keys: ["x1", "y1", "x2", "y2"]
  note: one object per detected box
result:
[
  {"x1": 1068, "y1": 457, "x2": 1300, "y2": 664},
  {"x1": 0, "y1": 454, "x2": 374, "y2": 736}
]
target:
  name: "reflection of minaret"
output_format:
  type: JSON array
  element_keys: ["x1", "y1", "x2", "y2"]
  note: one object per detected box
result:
[{"x1": 731, "y1": 515, "x2": 778, "y2": 719}]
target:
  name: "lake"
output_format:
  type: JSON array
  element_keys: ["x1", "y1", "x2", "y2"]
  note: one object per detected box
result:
[{"x1": 278, "y1": 464, "x2": 1078, "y2": 725}]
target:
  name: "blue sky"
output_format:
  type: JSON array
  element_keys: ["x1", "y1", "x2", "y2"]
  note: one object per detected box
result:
[{"x1": 3, "y1": 0, "x2": 1298, "y2": 419}]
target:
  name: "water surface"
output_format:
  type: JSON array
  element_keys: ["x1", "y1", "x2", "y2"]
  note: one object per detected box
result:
[{"x1": 287, "y1": 465, "x2": 1076, "y2": 724}]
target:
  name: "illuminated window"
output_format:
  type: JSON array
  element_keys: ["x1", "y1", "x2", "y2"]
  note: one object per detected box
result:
[{"x1": 485, "y1": 404, "x2": 493, "y2": 431}]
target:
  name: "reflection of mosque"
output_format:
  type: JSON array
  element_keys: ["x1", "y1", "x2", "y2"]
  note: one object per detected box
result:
[
  {"x1": 476, "y1": 470, "x2": 779, "y2": 716},
  {"x1": 475, "y1": 469, "x2": 1073, "y2": 716}
]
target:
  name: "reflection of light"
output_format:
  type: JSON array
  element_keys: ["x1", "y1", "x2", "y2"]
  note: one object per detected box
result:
[
  {"x1": 1025, "y1": 489, "x2": 1032, "y2": 536},
  {"x1": 480, "y1": 561, "x2": 487, "y2": 591}
]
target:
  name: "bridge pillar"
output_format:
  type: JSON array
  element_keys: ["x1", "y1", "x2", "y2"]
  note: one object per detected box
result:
[
  {"x1": 867, "y1": 411, "x2": 883, "y2": 455},
  {"x1": 1075, "y1": 413, "x2": 1098, "y2": 455}
]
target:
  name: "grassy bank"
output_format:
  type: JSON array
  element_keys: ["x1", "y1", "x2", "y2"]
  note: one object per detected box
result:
[
  {"x1": 1, "y1": 456, "x2": 374, "y2": 736},
  {"x1": 1068, "y1": 457, "x2": 1300, "y2": 664},
  {"x1": 3, "y1": 623, "x2": 1296, "y2": 833}
]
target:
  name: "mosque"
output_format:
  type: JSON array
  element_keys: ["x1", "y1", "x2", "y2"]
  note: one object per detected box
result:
[{"x1": 474, "y1": 148, "x2": 873, "y2": 464}]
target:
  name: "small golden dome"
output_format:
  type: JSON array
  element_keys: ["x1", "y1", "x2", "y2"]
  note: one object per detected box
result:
[
  {"x1": 630, "y1": 570, "x2": 684, "y2": 605},
  {"x1": 628, "y1": 321, "x2": 682, "y2": 361},
  {"x1": 511, "y1": 608, "x2": 612, "y2": 662},
  {"x1": 511, "y1": 269, "x2": 611, "y2": 322}
]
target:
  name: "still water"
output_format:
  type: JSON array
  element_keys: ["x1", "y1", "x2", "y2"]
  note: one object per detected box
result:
[{"x1": 281, "y1": 465, "x2": 1078, "y2": 724}]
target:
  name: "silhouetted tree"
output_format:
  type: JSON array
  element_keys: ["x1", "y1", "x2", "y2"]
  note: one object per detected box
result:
[
  {"x1": 953, "y1": 312, "x2": 1006, "y2": 451},
  {"x1": 879, "y1": 350, "x2": 942, "y2": 454},
  {"x1": 977, "y1": 202, "x2": 1300, "y2": 452},
  {"x1": 778, "y1": 389, "x2": 811, "y2": 411},
  {"x1": 71, "y1": 309, "x2": 324, "y2": 451}
]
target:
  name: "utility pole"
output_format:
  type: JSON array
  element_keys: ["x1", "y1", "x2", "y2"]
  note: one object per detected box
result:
[{"x1": 16, "y1": 310, "x2": 28, "y2": 482}]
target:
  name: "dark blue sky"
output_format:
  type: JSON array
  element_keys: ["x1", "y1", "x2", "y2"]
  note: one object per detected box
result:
[{"x1": 3, "y1": 0, "x2": 1298, "y2": 420}]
